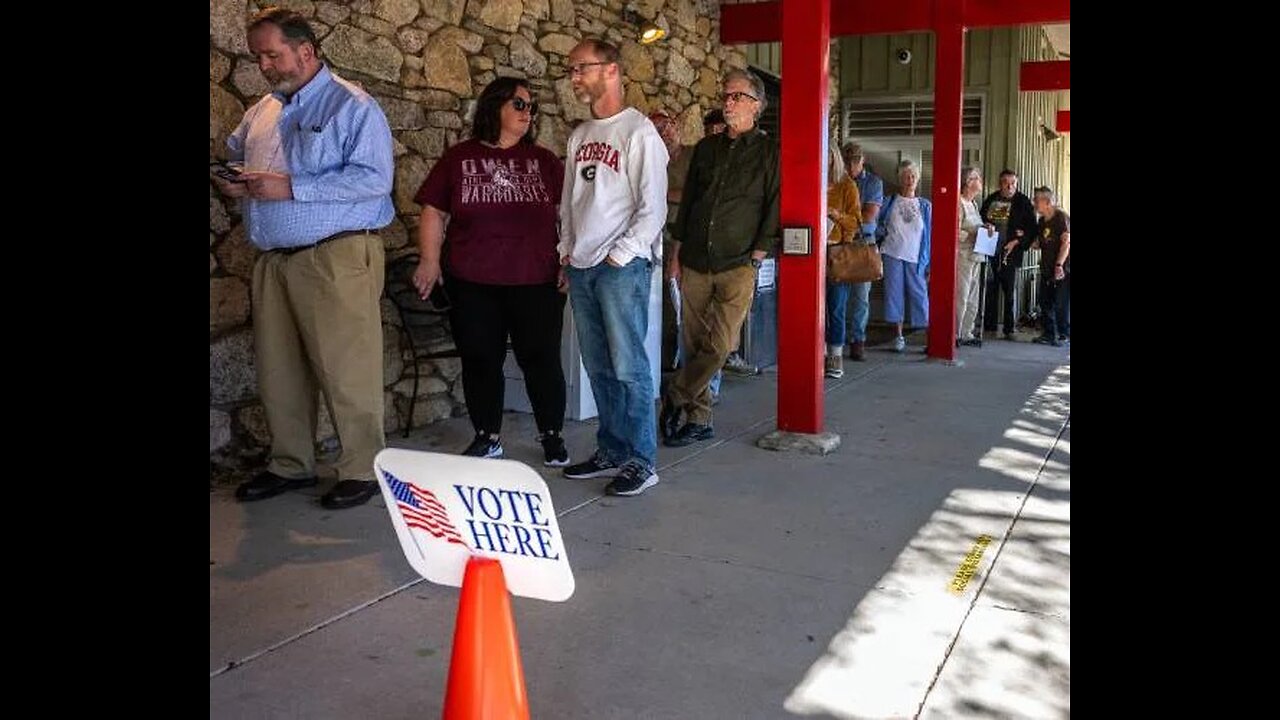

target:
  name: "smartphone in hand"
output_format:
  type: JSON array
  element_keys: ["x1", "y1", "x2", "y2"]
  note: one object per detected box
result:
[{"x1": 210, "y1": 160, "x2": 245, "y2": 183}]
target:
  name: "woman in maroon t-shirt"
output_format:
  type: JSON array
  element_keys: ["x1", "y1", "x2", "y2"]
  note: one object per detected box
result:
[{"x1": 412, "y1": 77, "x2": 569, "y2": 465}]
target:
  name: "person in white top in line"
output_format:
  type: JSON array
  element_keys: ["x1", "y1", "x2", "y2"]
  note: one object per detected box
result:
[
  {"x1": 556, "y1": 38, "x2": 668, "y2": 497},
  {"x1": 876, "y1": 160, "x2": 933, "y2": 352},
  {"x1": 956, "y1": 167, "x2": 995, "y2": 346}
]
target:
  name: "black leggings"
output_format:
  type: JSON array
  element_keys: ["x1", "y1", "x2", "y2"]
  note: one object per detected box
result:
[{"x1": 446, "y1": 276, "x2": 566, "y2": 436}]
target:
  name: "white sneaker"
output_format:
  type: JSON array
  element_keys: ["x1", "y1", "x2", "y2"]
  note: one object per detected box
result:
[
  {"x1": 722, "y1": 352, "x2": 760, "y2": 376},
  {"x1": 893, "y1": 336, "x2": 907, "y2": 353}
]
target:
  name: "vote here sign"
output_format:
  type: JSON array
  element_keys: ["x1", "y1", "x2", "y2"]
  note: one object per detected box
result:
[{"x1": 373, "y1": 448, "x2": 575, "y2": 602}]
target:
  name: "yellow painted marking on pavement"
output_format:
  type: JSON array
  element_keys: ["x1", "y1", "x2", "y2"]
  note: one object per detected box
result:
[{"x1": 947, "y1": 535, "x2": 993, "y2": 594}]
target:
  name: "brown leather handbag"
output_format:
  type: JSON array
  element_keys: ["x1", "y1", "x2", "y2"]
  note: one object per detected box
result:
[{"x1": 827, "y1": 240, "x2": 884, "y2": 283}]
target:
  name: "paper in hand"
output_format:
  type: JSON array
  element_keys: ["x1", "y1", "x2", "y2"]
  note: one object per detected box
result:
[{"x1": 974, "y1": 227, "x2": 999, "y2": 257}]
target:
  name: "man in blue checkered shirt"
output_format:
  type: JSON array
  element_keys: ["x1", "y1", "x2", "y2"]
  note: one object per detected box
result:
[{"x1": 212, "y1": 7, "x2": 395, "y2": 511}]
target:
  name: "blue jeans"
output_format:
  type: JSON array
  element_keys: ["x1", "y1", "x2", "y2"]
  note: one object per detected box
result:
[
  {"x1": 826, "y1": 281, "x2": 851, "y2": 346},
  {"x1": 567, "y1": 259, "x2": 657, "y2": 471},
  {"x1": 846, "y1": 281, "x2": 871, "y2": 342}
]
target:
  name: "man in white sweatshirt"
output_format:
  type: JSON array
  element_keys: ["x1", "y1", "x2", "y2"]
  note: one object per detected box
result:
[{"x1": 557, "y1": 38, "x2": 668, "y2": 497}]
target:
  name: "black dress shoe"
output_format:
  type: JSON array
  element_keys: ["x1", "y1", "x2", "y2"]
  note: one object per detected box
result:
[
  {"x1": 664, "y1": 422, "x2": 714, "y2": 447},
  {"x1": 659, "y1": 400, "x2": 682, "y2": 441},
  {"x1": 320, "y1": 479, "x2": 380, "y2": 510},
  {"x1": 235, "y1": 471, "x2": 318, "y2": 502}
]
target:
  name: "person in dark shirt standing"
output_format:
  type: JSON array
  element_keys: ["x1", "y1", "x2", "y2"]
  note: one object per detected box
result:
[
  {"x1": 661, "y1": 69, "x2": 780, "y2": 447},
  {"x1": 1030, "y1": 186, "x2": 1070, "y2": 347},
  {"x1": 412, "y1": 77, "x2": 569, "y2": 465},
  {"x1": 980, "y1": 169, "x2": 1038, "y2": 339}
]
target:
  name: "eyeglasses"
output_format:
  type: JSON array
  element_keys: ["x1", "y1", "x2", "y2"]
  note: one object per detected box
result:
[
  {"x1": 720, "y1": 91, "x2": 759, "y2": 104},
  {"x1": 568, "y1": 62, "x2": 609, "y2": 76},
  {"x1": 511, "y1": 97, "x2": 538, "y2": 114}
]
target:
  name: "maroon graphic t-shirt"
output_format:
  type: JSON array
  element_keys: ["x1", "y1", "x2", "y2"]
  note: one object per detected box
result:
[{"x1": 414, "y1": 139, "x2": 564, "y2": 286}]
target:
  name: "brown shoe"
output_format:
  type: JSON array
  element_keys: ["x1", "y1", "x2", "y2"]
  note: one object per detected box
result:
[
  {"x1": 849, "y1": 341, "x2": 866, "y2": 361},
  {"x1": 824, "y1": 354, "x2": 844, "y2": 378}
]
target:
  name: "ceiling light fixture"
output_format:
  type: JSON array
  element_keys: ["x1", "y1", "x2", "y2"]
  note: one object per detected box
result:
[
  {"x1": 639, "y1": 24, "x2": 667, "y2": 44},
  {"x1": 622, "y1": 6, "x2": 667, "y2": 45}
]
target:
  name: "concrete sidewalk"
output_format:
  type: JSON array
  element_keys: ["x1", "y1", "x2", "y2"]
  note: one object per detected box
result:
[{"x1": 210, "y1": 337, "x2": 1070, "y2": 719}]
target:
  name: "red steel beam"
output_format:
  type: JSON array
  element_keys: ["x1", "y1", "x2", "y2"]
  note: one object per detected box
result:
[
  {"x1": 832, "y1": 1, "x2": 932, "y2": 37},
  {"x1": 1056, "y1": 110, "x2": 1070, "y2": 132},
  {"x1": 719, "y1": 1, "x2": 781, "y2": 44},
  {"x1": 721, "y1": 0, "x2": 1070, "y2": 43},
  {"x1": 776, "y1": 0, "x2": 830, "y2": 434},
  {"x1": 928, "y1": 1, "x2": 963, "y2": 361},
  {"x1": 1020, "y1": 60, "x2": 1070, "y2": 91},
  {"x1": 962, "y1": 0, "x2": 1069, "y2": 29}
]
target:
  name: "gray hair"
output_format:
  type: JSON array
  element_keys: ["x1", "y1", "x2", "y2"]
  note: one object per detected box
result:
[
  {"x1": 1033, "y1": 185, "x2": 1057, "y2": 204},
  {"x1": 897, "y1": 159, "x2": 919, "y2": 182},
  {"x1": 961, "y1": 165, "x2": 981, "y2": 184},
  {"x1": 723, "y1": 69, "x2": 767, "y2": 118}
]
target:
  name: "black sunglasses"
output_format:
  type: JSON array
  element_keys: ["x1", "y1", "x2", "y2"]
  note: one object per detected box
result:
[{"x1": 511, "y1": 97, "x2": 538, "y2": 114}]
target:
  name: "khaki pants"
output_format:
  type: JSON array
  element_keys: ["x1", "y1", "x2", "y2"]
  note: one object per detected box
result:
[
  {"x1": 667, "y1": 265, "x2": 756, "y2": 424},
  {"x1": 251, "y1": 232, "x2": 386, "y2": 481},
  {"x1": 956, "y1": 243, "x2": 984, "y2": 340}
]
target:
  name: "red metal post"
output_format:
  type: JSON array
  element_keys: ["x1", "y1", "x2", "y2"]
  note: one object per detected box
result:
[
  {"x1": 927, "y1": 1, "x2": 965, "y2": 360},
  {"x1": 1020, "y1": 60, "x2": 1070, "y2": 91},
  {"x1": 1056, "y1": 110, "x2": 1070, "y2": 132},
  {"x1": 776, "y1": 0, "x2": 830, "y2": 433}
]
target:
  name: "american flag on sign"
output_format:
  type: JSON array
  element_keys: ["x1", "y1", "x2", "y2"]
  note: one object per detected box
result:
[{"x1": 383, "y1": 470, "x2": 468, "y2": 547}]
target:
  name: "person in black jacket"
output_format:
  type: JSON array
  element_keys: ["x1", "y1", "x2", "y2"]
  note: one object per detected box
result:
[{"x1": 980, "y1": 169, "x2": 1038, "y2": 340}]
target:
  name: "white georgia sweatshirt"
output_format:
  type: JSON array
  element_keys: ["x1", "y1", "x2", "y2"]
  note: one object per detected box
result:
[{"x1": 558, "y1": 107, "x2": 668, "y2": 269}]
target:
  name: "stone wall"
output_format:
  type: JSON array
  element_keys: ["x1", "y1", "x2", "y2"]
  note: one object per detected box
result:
[{"x1": 209, "y1": 0, "x2": 748, "y2": 469}]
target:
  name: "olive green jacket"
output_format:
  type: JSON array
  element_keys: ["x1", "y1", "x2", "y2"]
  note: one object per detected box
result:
[{"x1": 673, "y1": 127, "x2": 781, "y2": 273}]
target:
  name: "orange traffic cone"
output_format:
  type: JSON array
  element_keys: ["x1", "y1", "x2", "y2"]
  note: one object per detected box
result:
[{"x1": 442, "y1": 556, "x2": 530, "y2": 720}]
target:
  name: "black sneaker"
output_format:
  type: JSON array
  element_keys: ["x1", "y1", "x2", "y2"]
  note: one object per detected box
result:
[
  {"x1": 605, "y1": 462, "x2": 659, "y2": 496},
  {"x1": 539, "y1": 431, "x2": 570, "y2": 467},
  {"x1": 1032, "y1": 335, "x2": 1062, "y2": 347},
  {"x1": 563, "y1": 452, "x2": 620, "y2": 479},
  {"x1": 664, "y1": 422, "x2": 714, "y2": 447},
  {"x1": 462, "y1": 432, "x2": 503, "y2": 458}
]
